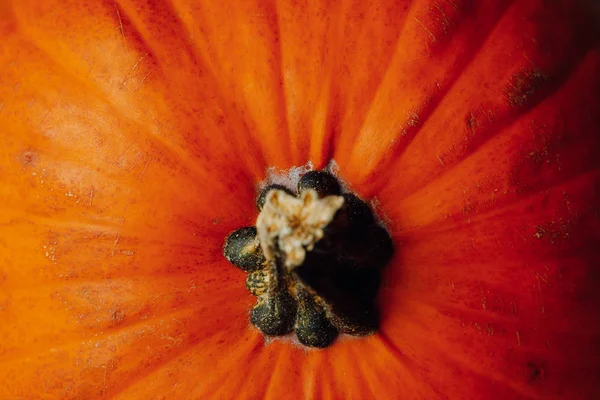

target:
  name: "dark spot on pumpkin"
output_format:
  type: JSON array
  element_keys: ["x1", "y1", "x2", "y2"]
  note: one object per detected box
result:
[
  {"x1": 508, "y1": 121, "x2": 570, "y2": 197},
  {"x1": 465, "y1": 112, "x2": 477, "y2": 134},
  {"x1": 19, "y1": 150, "x2": 39, "y2": 168},
  {"x1": 505, "y1": 68, "x2": 547, "y2": 108},
  {"x1": 418, "y1": 0, "x2": 475, "y2": 49},
  {"x1": 527, "y1": 361, "x2": 545, "y2": 384},
  {"x1": 110, "y1": 307, "x2": 126, "y2": 326},
  {"x1": 532, "y1": 218, "x2": 575, "y2": 244}
]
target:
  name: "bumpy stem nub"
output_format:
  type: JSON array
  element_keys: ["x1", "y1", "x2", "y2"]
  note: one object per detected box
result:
[{"x1": 223, "y1": 170, "x2": 393, "y2": 348}]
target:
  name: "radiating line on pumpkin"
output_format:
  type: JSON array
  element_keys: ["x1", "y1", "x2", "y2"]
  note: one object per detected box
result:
[
  {"x1": 316, "y1": 352, "x2": 339, "y2": 400},
  {"x1": 110, "y1": 330, "x2": 256, "y2": 398},
  {"x1": 352, "y1": 0, "x2": 518, "y2": 193},
  {"x1": 163, "y1": 0, "x2": 269, "y2": 179},
  {"x1": 258, "y1": 344, "x2": 285, "y2": 400},
  {"x1": 0, "y1": 321, "x2": 196, "y2": 399},
  {"x1": 433, "y1": 343, "x2": 549, "y2": 399},
  {"x1": 318, "y1": 354, "x2": 337, "y2": 400},
  {"x1": 377, "y1": 327, "x2": 451, "y2": 397},
  {"x1": 324, "y1": 351, "x2": 348, "y2": 400},
  {"x1": 271, "y1": 0, "x2": 296, "y2": 165},
  {"x1": 376, "y1": 330, "x2": 420, "y2": 375},
  {"x1": 300, "y1": 351, "x2": 324, "y2": 399},
  {"x1": 213, "y1": 335, "x2": 269, "y2": 400},
  {"x1": 2, "y1": 127, "x2": 160, "y2": 186},
  {"x1": 312, "y1": 351, "x2": 333, "y2": 400},
  {"x1": 392, "y1": 56, "x2": 591, "y2": 202},
  {"x1": 387, "y1": 166, "x2": 599, "y2": 239},
  {"x1": 0, "y1": 212, "x2": 226, "y2": 257},
  {"x1": 182, "y1": 332, "x2": 266, "y2": 399},
  {"x1": 168, "y1": 0, "x2": 290, "y2": 169},
  {"x1": 319, "y1": 345, "x2": 356, "y2": 397},
  {"x1": 110, "y1": 1, "x2": 165, "y2": 73},
  {"x1": 0, "y1": 306, "x2": 198, "y2": 367},
  {"x1": 0, "y1": 212, "x2": 122, "y2": 232},
  {"x1": 274, "y1": 0, "x2": 344, "y2": 166},
  {"x1": 333, "y1": 5, "x2": 435, "y2": 167},
  {"x1": 106, "y1": 312, "x2": 250, "y2": 398},
  {"x1": 14, "y1": 26, "x2": 139, "y2": 117},
  {"x1": 330, "y1": 0, "x2": 413, "y2": 167},
  {"x1": 326, "y1": 344, "x2": 372, "y2": 397},
  {"x1": 3, "y1": 270, "x2": 241, "y2": 298},
  {"x1": 374, "y1": 17, "x2": 595, "y2": 201},
  {"x1": 431, "y1": 297, "x2": 600, "y2": 339},
  {"x1": 380, "y1": 315, "x2": 547, "y2": 399},
  {"x1": 113, "y1": 0, "x2": 268, "y2": 180},
  {"x1": 358, "y1": 337, "x2": 442, "y2": 398},
  {"x1": 310, "y1": 0, "x2": 347, "y2": 168},
  {"x1": 400, "y1": 295, "x2": 523, "y2": 329},
  {"x1": 261, "y1": 345, "x2": 302, "y2": 400},
  {"x1": 348, "y1": 343, "x2": 385, "y2": 399}
]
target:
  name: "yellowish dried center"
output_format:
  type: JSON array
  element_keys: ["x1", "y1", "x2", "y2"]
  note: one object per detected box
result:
[{"x1": 256, "y1": 189, "x2": 344, "y2": 271}]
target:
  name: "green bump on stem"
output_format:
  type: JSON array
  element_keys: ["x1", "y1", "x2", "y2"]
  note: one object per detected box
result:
[
  {"x1": 297, "y1": 170, "x2": 342, "y2": 197},
  {"x1": 250, "y1": 291, "x2": 297, "y2": 336},
  {"x1": 295, "y1": 287, "x2": 338, "y2": 348},
  {"x1": 223, "y1": 226, "x2": 265, "y2": 272}
]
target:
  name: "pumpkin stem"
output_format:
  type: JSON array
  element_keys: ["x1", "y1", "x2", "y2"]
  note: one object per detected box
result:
[{"x1": 223, "y1": 169, "x2": 393, "y2": 348}]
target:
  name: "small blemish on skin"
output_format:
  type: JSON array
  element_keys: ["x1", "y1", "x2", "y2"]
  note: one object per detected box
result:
[
  {"x1": 465, "y1": 112, "x2": 477, "y2": 134},
  {"x1": 527, "y1": 361, "x2": 545, "y2": 383},
  {"x1": 19, "y1": 150, "x2": 39, "y2": 168},
  {"x1": 505, "y1": 67, "x2": 547, "y2": 108}
]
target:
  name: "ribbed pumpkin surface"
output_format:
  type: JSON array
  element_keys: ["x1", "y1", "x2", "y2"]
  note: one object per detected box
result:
[{"x1": 1, "y1": 0, "x2": 599, "y2": 399}]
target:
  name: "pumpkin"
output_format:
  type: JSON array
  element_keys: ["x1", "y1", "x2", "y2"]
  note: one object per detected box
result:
[{"x1": 1, "y1": 0, "x2": 599, "y2": 398}]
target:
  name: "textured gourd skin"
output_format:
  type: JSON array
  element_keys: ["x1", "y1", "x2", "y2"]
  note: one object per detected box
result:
[{"x1": 0, "y1": 1, "x2": 599, "y2": 399}]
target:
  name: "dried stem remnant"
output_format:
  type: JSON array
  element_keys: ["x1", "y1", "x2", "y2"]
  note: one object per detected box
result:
[{"x1": 256, "y1": 189, "x2": 344, "y2": 270}]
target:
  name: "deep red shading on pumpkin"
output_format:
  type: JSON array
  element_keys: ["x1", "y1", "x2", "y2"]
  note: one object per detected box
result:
[{"x1": 1, "y1": 0, "x2": 599, "y2": 399}]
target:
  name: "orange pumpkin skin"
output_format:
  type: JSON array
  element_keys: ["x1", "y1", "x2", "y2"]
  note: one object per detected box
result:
[{"x1": 0, "y1": 0, "x2": 599, "y2": 399}]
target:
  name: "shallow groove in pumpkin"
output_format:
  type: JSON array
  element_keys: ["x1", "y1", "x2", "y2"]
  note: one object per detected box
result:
[
  {"x1": 379, "y1": 55, "x2": 600, "y2": 220},
  {"x1": 110, "y1": 330, "x2": 265, "y2": 399},
  {"x1": 386, "y1": 166, "x2": 600, "y2": 238},
  {"x1": 327, "y1": 0, "x2": 413, "y2": 168},
  {"x1": 171, "y1": 0, "x2": 294, "y2": 167},
  {"x1": 0, "y1": 308, "x2": 203, "y2": 378},
  {"x1": 117, "y1": 0, "x2": 271, "y2": 177},
  {"x1": 272, "y1": 0, "x2": 303, "y2": 165},
  {"x1": 341, "y1": 0, "x2": 518, "y2": 186},
  {"x1": 363, "y1": 3, "x2": 594, "y2": 197},
  {"x1": 111, "y1": 0, "x2": 164, "y2": 68}
]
